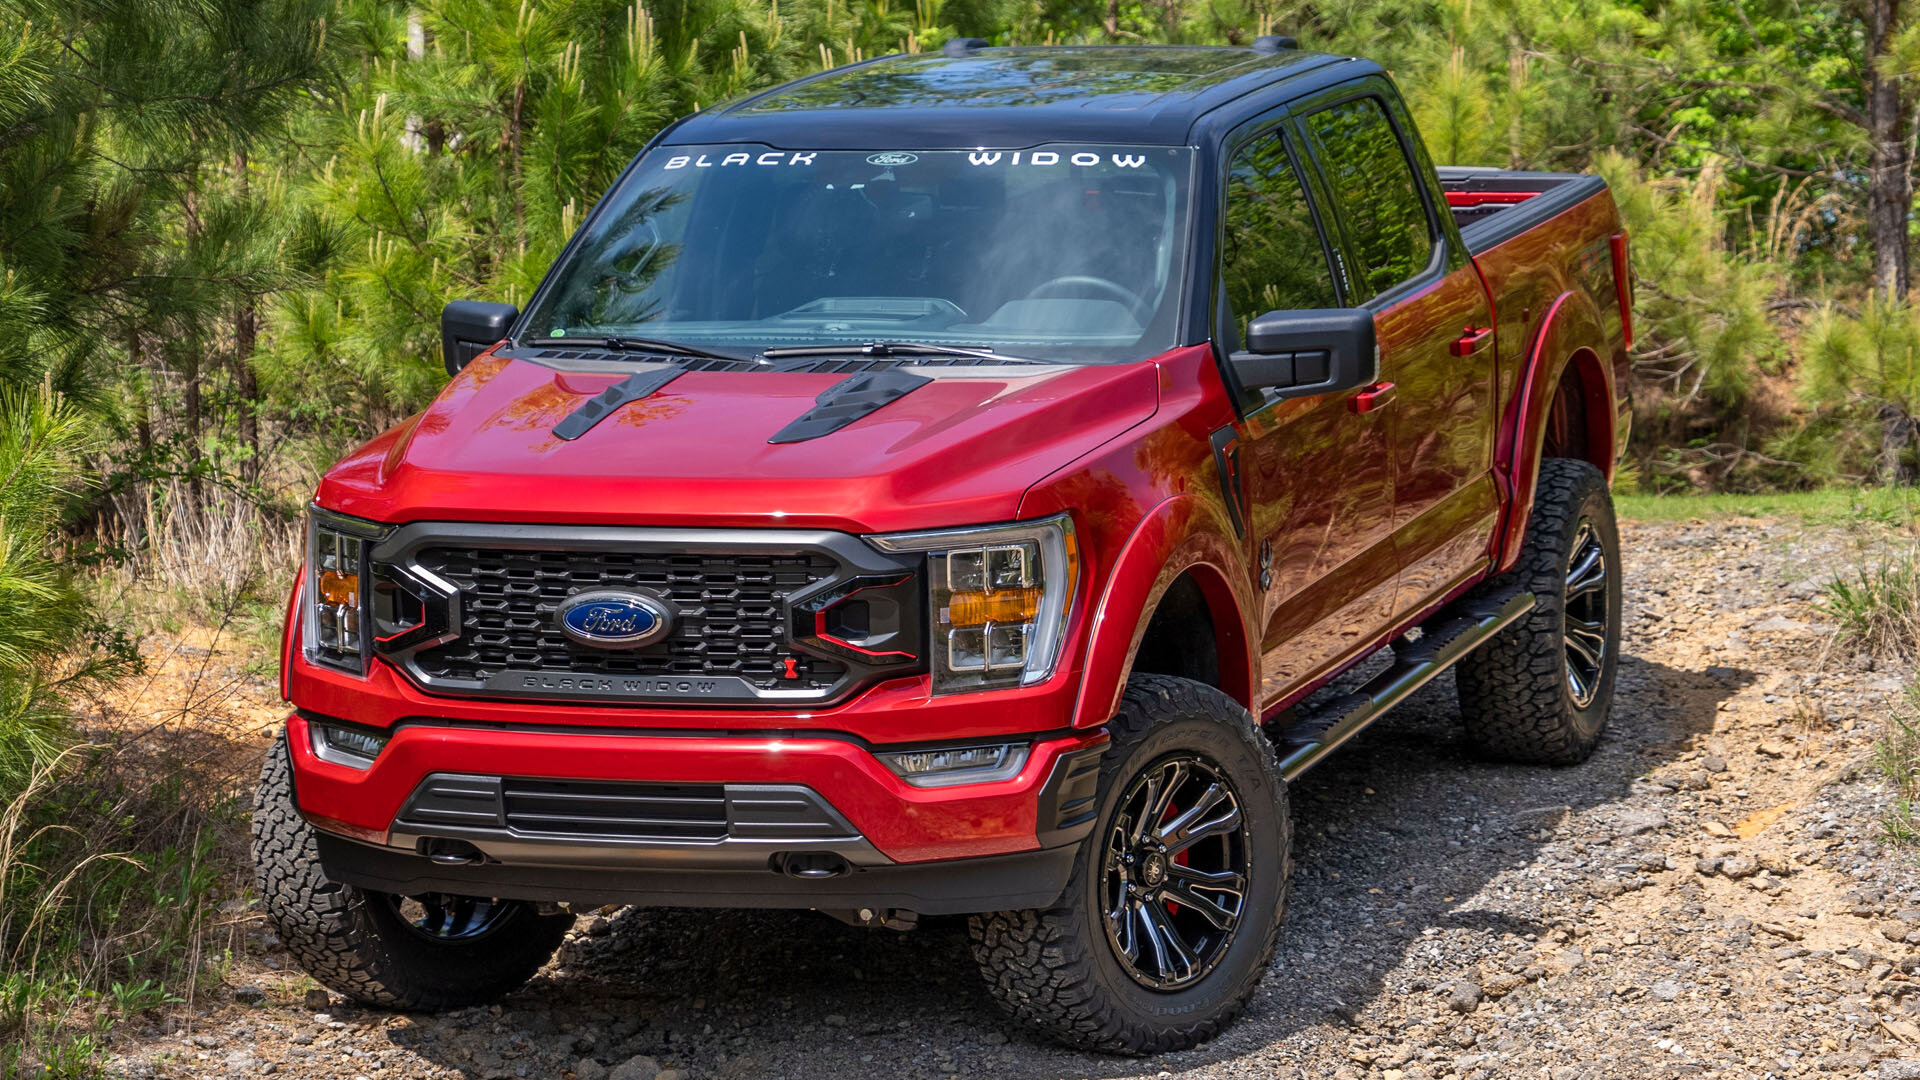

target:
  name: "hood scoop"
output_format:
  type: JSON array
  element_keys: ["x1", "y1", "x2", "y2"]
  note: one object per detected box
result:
[
  {"x1": 552, "y1": 366, "x2": 687, "y2": 441},
  {"x1": 768, "y1": 369, "x2": 933, "y2": 444}
]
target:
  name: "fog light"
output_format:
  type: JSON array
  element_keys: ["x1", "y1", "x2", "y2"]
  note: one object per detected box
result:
[
  {"x1": 311, "y1": 722, "x2": 388, "y2": 768},
  {"x1": 876, "y1": 742, "x2": 1029, "y2": 788}
]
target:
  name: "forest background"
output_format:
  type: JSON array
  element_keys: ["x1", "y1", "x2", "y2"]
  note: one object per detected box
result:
[{"x1": 0, "y1": 0, "x2": 1912, "y2": 1071}]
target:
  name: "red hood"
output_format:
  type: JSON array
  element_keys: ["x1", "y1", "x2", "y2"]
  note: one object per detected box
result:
[{"x1": 315, "y1": 353, "x2": 1164, "y2": 532}]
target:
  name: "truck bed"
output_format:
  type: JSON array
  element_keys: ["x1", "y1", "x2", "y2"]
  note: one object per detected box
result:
[{"x1": 1437, "y1": 167, "x2": 1610, "y2": 254}]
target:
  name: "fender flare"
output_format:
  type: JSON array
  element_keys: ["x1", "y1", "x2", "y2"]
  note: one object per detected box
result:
[
  {"x1": 1494, "y1": 288, "x2": 1616, "y2": 570},
  {"x1": 1070, "y1": 493, "x2": 1257, "y2": 728}
]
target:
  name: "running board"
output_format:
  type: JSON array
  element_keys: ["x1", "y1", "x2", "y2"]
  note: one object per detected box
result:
[{"x1": 1273, "y1": 588, "x2": 1536, "y2": 781}]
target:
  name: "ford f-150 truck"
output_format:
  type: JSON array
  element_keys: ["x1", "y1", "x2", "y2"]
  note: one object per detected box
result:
[{"x1": 254, "y1": 39, "x2": 1633, "y2": 1053}]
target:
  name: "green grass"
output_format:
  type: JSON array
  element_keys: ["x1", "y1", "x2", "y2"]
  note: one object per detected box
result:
[{"x1": 1617, "y1": 485, "x2": 1920, "y2": 525}]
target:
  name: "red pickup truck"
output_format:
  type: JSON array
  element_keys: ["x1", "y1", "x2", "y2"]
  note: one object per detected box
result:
[{"x1": 254, "y1": 40, "x2": 1632, "y2": 1053}]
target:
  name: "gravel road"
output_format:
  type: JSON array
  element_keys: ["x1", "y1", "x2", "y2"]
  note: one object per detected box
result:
[{"x1": 114, "y1": 516, "x2": 1920, "y2": 1080}]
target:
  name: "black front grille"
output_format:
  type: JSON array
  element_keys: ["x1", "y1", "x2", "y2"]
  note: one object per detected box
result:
[
  {"x1": 500, "y1": 778, "x2": 727, "y2": 841},
  {"x1": 407, "y1": 547, "x2": 846, "y2": 693}
]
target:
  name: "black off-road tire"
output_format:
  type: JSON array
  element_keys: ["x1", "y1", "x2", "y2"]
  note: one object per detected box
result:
[
  {"x1": 251, "y1": 732, "x2": 572, "y2": 1009},
  {"x1": 968, "y1": 674, "x2": 1290, "y2": 1054},
  {"x1": 1455, "y1": 457, "x2": 1623, "y2": 765}
]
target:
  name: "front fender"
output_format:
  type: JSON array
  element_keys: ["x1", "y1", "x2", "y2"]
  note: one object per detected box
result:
[{"x1": 1069, "y1": 493, "x2": 1256, "y2": 728}]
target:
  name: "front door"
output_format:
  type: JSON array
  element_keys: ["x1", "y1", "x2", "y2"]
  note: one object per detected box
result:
[
  {"x1": 1214, "y1": 125, "x2": 1399, "y2": 712},
  {"x1": 1298, "y1": 87, "x2": 1499, "y2": 620}
]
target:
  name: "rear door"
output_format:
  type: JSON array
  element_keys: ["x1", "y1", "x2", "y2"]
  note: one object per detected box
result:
[
  {"x1": 1297, "y1": 83, "x2": 1501, "y2": 621},
  {"x1": 1212, "y1": 120, "x2": 1399, "y2": 710}
]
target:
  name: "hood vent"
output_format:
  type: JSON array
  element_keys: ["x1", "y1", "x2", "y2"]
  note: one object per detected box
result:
[
  {"x1": 768, "y1": 369, "x2": 933, "y2": 444},
  {"x1": 552, "y1": 366, "x2": 688, "y2": 441}
]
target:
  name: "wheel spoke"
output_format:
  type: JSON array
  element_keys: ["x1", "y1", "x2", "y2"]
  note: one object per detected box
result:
[
  {"x1": 1111, "y1": 896, "x2": 1140, "y2": 961},
  {"x1": 1565, "y1": 657, "x2": 1591, "y2": 702},
  {"x1": 1144, "y1": 761, "x2": 1188, "y2": 828},
  {"x1": 1565, "y1": 627, "x2": 1602, "y2": 668},
  {"x1": 1164, "y1": 869, "x2": 1244, "y2": 931},
  {"x1": 1139, "y1": 899, "x2": 1197, "y2": 982},
  {"x1": 1163, "y1": 802, "x2": 1243, "y2": 856},
  {"x1": 1128, "y1": 772, "x2": 1166, "y2": 848},
  {"x1": 1566, "y1": 543, "x2": 1603, "y2": 594},
  {"x1": 1567, "y1": 612, "x2": 1606, "y2": 634},
  {"x1": 1154, "y1": 781, "x2": 1227, "y2": 846}
]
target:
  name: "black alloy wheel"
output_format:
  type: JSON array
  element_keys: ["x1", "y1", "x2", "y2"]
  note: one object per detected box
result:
[
  {"x1": 1562, "y1": 518, "x2": 1609, "y2": 709},
  {"x1": 1101, "y1": 754, "x2": 1250, "y2": 991}
]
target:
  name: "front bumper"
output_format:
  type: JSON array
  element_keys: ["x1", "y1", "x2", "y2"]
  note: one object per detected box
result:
[{"x1": 287, "y1": 712, "x2": 1106, "y2": 912}]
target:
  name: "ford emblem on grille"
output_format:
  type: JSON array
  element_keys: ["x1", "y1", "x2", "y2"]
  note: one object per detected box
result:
[{"x1": 556, "y1": 590, "x2": 675, "y2": 650}]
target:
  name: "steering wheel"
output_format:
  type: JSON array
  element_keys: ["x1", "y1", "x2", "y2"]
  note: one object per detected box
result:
[{"x1": 1024, "y1": 275, "x2": 1151, "y2": 325}]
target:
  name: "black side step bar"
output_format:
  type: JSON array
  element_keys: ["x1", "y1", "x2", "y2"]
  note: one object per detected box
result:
[{"x1": 1273, "y1": 587, "x2": 1536, "y2": 781}]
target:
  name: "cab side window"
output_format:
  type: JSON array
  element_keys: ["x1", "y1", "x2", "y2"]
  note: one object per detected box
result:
[
  {"x1": 1218, "y1": 131, "x2": 1341, "y2": 348},
  {"x1": 1303, "y1": 95, "x2": 1436, "y2": 299}
]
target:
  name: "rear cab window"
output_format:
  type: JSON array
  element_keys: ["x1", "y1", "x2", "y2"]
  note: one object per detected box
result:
[{"x1": 1300, "y1": 95, "x2": 1439, "y2": 300}]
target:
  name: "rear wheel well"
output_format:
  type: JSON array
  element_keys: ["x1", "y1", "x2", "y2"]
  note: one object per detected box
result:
[
  {"x1": 1543, "y1": 363, "x2": 1591, "y2": 463},
  {"x1": 1542, "y1": 352, "x2": 1614, "y2": 479},
  {"x1": 1130, "y1": 575, "x2": 1220, "y2": 692}
]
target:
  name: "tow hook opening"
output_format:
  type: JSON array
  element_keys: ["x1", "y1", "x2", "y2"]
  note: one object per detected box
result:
[
  {"x1": 770, "y1": 851, "x2": 851, "y2": 879},
  {"x1": 418, "y1": 838, "x2": 486, "y2": 866}
]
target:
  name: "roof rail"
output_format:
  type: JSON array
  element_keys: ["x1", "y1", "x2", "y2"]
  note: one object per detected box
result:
[
  {"x1": 1250, "y1": 35, "x2": 1298, "y2": 53},
  {"x1": 942, "y1": 37, "x2": 989, "y2": 57}
]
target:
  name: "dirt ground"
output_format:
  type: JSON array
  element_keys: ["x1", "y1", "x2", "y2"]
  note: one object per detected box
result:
[{"x1": 104, "y1": 514, "x2": 1920, "y2": 1080}]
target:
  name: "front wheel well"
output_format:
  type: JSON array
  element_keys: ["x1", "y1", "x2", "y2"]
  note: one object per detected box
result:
[{"x1": 1130, "y1": 574, "x2": 1221, "y2": 693}]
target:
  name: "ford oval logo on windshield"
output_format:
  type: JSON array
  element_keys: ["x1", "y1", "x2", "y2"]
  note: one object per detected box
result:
[
  {"x1": 557, "y1": 590, "x2": 675, "y2": 650},
  {"x1": 866, "y1": 152, "x2": 918, "y2": 166}
]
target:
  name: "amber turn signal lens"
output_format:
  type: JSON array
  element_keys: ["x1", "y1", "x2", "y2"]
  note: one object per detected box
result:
[
  {"x1": 317, "y1": 569, "x2": 359, "y2": 607},
  {"x1": 946, "y1": 587, "x2": 1040, "y2": 627}
]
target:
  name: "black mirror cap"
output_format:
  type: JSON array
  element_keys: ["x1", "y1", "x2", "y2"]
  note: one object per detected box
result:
[
  {"x1": 441, "y1": 300, "x2": 520, "y2": 376},
  {"x1": 1230, "y1": 307, "x2": 1377, "y2": 403}
]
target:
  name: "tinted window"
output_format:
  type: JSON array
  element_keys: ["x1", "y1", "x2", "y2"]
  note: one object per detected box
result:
[
  {"x1": 1304, "y1": 96, "x2": 1435, "y2": 298},
  {"x1": 1219, "y1": 132, "x2": 1339, "y2": 345}
]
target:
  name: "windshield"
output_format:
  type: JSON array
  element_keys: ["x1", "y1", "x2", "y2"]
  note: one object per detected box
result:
[{"x1": 517, "y1": 143, "x2": 1194, "y2": 362}]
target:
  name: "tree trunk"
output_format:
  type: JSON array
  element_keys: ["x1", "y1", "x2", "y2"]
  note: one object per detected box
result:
[
  {"x1": 1105, "y1": 0, "x2": 1117, "y2": 38},
  {"x1": 1866, "y1": 0, "x2": 1912, "y2": 302},
  {"x1": 1881, "y1": 403, "x2": 1917, "y2": 485},
  {"x1": 233, "y1": 151, "x2": 261, "y2": 477},
  {"x1": 510, "y1": 81, "x2": 526, "y2": 254},
  {"x1": 404, "y1": 9, "x2": 426, "y2": 153}
]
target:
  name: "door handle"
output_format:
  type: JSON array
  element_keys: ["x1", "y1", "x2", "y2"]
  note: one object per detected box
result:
[
  {"x1": 1450, "y1": 325, "x2": 1494, "y2": 357},
  {"x1": 1349, "y1": 381, "x2": 1396, "y2": 414}
]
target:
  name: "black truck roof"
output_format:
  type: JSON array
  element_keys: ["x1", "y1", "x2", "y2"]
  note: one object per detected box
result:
[{"x1": 666, "y1": 45, "x2": 1373, "y2": 149}]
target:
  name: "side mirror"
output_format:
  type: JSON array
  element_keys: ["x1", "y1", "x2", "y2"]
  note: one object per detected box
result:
[
  {"x1": 441, "y1": 301, "x2": 519, "y2": 376},
  {"x1": 1229, "y1": 308, "x2": 1377, "y2": 402}
]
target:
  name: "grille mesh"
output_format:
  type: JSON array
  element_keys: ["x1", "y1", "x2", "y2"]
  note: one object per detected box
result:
[{"x1": 408, "y1": 547, "x2": 845, "y2": 692}]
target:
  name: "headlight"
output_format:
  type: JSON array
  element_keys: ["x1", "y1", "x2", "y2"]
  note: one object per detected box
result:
[
  {"x1": 868, "y1": 514, "x2": 1077, "y2": 694},
  {"x1": 304, "y1": 507, "x2": 387, "y2": 676}
]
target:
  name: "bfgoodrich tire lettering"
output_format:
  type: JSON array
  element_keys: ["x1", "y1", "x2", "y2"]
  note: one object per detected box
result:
[
  {"x1": 251, "y1": 731, "x2": 571, "y2": 1009},
  {"x1": 968, "y1": 674, "x2": 1291, "y2": 1053},
  {"x1": 1455, "y1": 457, "x2": 1623, "y2": 764}
]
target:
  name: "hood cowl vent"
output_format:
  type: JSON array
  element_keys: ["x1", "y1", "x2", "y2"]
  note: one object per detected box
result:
[
  {"x1": 768, "y1": 369, "x2": 933, "y2": 445},
  {"x1": 552, "y1": 365, "x2": 688, "y2": 441}
]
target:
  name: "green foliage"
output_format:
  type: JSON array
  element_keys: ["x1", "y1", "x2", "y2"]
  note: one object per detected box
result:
[
  {"x1": 1800, "y1": 298, "x2": 1920, "y2": 483},
  {"x1": 1822, "y1": 550, "x2": 1920, "y2": 660}
]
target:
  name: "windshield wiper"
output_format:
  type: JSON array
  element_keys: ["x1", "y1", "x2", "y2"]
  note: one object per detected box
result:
[
  {"x1": 759, "y1": 341, "x2": 1052, "y2": 363},
  {"x1": 542, "y1": 335, "x2": 748, "y2": 363}
]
